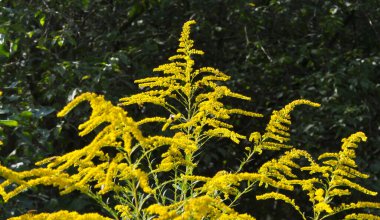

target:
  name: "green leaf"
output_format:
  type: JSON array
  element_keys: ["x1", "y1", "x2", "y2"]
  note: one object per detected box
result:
[
  {"x1": 36, "y1": 45, "x2": 48, "y2": 51},
  {"x1": 0, "y1": 45, "x2": 9, "y2": 58},
  {"x1": 0, "y1": 120, "x2": 18, "y2": 127},
  {"x1": 26, "y1": 31, "x2": 34, "y2": 38},
  {"x1": 10, "y1": 38, "x2": 19, "y2": 54},
  {"x1": 58, "y1": 37, "x2": 64, "y2": 47},
  {"x1": 19, "y1": 111, "x2": 33, "y2": 118},
  {"x1": 39, "y1": 15, "x2": 46, "y2": 26},
  {"x1": 82, "y1": 0, "x2": 90, "y2": 10},
  {"x1": 53, "y1": 36, "x2": 64, "y2": 47}
]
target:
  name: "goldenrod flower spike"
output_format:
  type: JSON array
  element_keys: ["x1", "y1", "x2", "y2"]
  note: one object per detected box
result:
[
  {"x1": 7, "y1": 210, "x2": 112, "y2": 220},
  {"x1": 344, "y1": 213, "x2": 380, "y2": 220},
  {"x1": 291, "y1": 132, "x2": 380, "y2": 220},
  {"x1": 256, "y1": 192, "x2": 303, "y2": 218},
  {"x1": 0, "y1": 91, "x2": 155, "y2": 219},
  {"x1": 257, "y1": 148, "x2": 314, "y2": 191},
  {"x1": 114, "y1": 205, "x2": 132, "y2": 219},
  {"x1": 0, "y1": 165, "x2": 78, "y2": 202},
  {"x1": 146, "y1": 195, "x2": 256, "y2": 220},
  {"x1": 250, "y1": 99, "x2": 320, "y2": 154},
  {"x1": 177, "y1": 20, "x2": 204, "y2": 56},
  {"x1": 120, "y1": 19, "x2": 261, "y2": 148},
  {"x1": 314, "y1": 132, "x2": 377, "y2": 196}
]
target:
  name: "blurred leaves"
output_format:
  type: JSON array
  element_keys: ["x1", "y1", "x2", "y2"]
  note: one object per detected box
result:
[{"x1": 0, "y1": 120, "x2": 18, "y2": 127}]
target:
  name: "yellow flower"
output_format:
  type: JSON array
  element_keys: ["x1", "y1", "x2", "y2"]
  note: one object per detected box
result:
[
  {"x1": 344, "y1": 213, "x2": 380, "y2": 220},
  {"x1": 147, "y1": 195, "x2": 255, "y2": 220},
  {"x1": 8, "y1": 210, "x2": 111, "y2": 220},
  {"x1": 116, "y1": 163, "x2": 154, "y2": 194},
  {"x1": 314, "y1": 188, "x2": 325, "y2": 202},
  {"x1": 137, "y1": 117, "x2": 167, "y2": 126},
  {"x1": 115, "y1": 205, "x2": 132, "y2": 219},
  {"x1": 250, "y1": 99, "x2": 320, "y2": 154},
  {"x1": 258, "y1": 149, "x2": 315, "y2": 191},
  {"x1": 120, "y1": 19, "x2": 262, "y2": 152},
  {"x1": 256, "y1": 192, "x2": 302, "y2": 213},
  {"x1": 314, "y1": 202, "x2": 333, "y2": 214},
  {"x1": 205, "y1": 128, "x2": 246, "y2": 144}
]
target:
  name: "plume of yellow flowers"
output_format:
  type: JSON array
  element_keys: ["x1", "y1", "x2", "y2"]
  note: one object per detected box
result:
[
  {"x1": 0, "y1": 20, "x2": 379, "y2": 220},
  {"x1": 256, "y1": 132, "x2": 380, "y2": 220},
  {"x1": 7, "y1": 211, "x2": 111, "y2": 220},
  {"x1": 146, "y1": 195, "x2": 255, "y2": 220},
  {"x1": 120, "y1": 20, "x2": 262, "y2": 147},
  {"x1": 249, "y1": 99, "x2": 320, "y2": 154}
]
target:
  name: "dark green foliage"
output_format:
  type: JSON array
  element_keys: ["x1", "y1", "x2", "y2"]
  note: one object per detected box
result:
[{"x1": 1, "y1": 0, "x2": 379, "y2": 219}]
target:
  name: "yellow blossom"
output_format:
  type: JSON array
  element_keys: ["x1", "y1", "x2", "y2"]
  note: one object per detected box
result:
[
  {"x1": 146, "y1": 203, "x2": 180, "y2": 220},
  {"x1": 115, "y1": 205, "x2": 132, "y2": 219},
  {"x1": 314, "y1": 188, "x2": 325, "y2": 202},
  {"x1": 137, "y1": 117, "x2": 167, "y2": 126},
  {"x1": 147, "y1": 195, "x2": 255, "y2": 220},
  {"x1": 8, "y1": 210, "x2": 111, "y2": 220},
  {"x1": 314, "y1": 202, "x2": 333, "y2": 213},
  {"x1": 256, "y1": 192, "x2": 302, "y2": 214},
  {"x1": 204, "y1": 128, "x2": 246, "y2": 144},
  {"x1": 335, "y1": 201, "x2": 380, "y2": 212},
  {"x1": 250, "y1": 99, "x2": 320, "y2": 154},
  {"x1": 344, "y1": 213, "x2": 380, "y2": 220}
]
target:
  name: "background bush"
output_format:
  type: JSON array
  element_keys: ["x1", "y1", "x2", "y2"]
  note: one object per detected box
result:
[{"x1": 1, "y1": 0, "x2": 379, "y2": 219}]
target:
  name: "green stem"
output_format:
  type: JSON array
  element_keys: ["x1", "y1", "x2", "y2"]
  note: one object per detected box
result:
[
  {"x1": 180, "y1": 153, "x2": 194, "y2": 201},
  {"x1": 236, "y1": 148, "x2": 259, "y2": 173},
  {"x1": 130, "y1": 179, "x2": 143, "y2": 219},
  {"x1": 229, "y1": 181, "x2": 256, "y2": 207},
  {"x1": 86, "y1": 191, "x2": 119, "y2": 220},
  {"x1": 174, "y1": 168, "x2": 179, "y2": 202}
]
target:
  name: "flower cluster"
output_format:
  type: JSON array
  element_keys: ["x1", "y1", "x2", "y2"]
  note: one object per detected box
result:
[
  {"x1": 249, "y1": 99, "x2": 320, "y2": 154},
  {"x1": 256, "y1": 132, "x2": 380, "y2": 220},
  {"x1": 120, "y1": 20, "x2": 262, "y2": 147},
  {"x1": 0, "y1": 20, "x2": 379, "y2": 220},
  {"x1": 8, "y1": 210, "x2": 111, "y2": 220},
  {"x1": 147, "y1": 195, "x2": 255, "y2": 220}
]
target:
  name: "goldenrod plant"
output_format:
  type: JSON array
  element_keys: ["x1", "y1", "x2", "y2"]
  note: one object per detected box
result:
[{"x1": 1, "y1": 20, "x2": 379, "y2": 220}]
